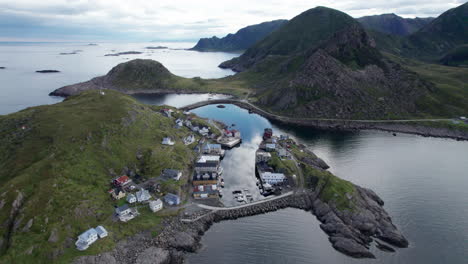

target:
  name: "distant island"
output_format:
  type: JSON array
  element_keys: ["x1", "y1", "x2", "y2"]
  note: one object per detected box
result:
[
  {"x1": 104, "y1": 51, "x2": 143, "y2": 56},
  {"x1": 145, "y1": 46, "x2": 168, "y2": 50},
  {"x1": 36, "y1": 70, "x2": 60, "y2": 73},
  {"x1": 190, "y1": 19, "x2": 287, "y2": 52}
]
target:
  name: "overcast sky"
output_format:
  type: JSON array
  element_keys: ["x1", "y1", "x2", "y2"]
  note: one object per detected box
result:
[{"x1": 0, "y1": 0, "x2": 465, "y2": 42}]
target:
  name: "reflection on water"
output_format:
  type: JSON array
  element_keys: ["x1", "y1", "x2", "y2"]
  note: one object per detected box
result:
[{"x1": 131, "y1": 93, "x2": 231, "y2": 109}]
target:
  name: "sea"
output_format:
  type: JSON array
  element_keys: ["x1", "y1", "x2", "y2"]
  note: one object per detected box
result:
[{"x1": 0, "y1": 42, "x2": 467, "y2": 264}]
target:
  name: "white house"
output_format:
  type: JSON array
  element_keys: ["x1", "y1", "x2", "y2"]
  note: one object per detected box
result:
[
  {"x1": 195, "y1": 155, "x2": 221, "y2": 173},
  {"x1": 199, "y1": 127, "x2": 210, "y2": 136},
  {"x1": 162, "y1": 137, "x2": 175, "y2": 146},
  {"x1": 184, "y1": 134, "x2": 195, "y2": 145},
  {"x1": 256, "y1": 151, "x2": 272, "y2": 163},
  {"x1": 115, "y1": 204, "x2": 138, "y2": 222},
  {"x1": 136, "y1": 189, "x2": 151, "y2": 202},
  {"x1": 175, "y1": 119, "x2": 184, "y2": 128},
  {"x1": 260, "y1": 172, "x2": 286, "y2": 185},
  {"x1": 75, "y1": 228, "x2": 98, "y2": 251},
  {"x1": 126, "y1": 193, "x2": 136, "y2": 204},
  {"x1": 265, "y1": 144, "x2": 276, "y2": 152},
  {"x1": 95, "y1": 226, "x2": 108, "y2": 238},
  {"x1": 278, "y1": 148, "x2": 291, "y2": 159},
  {"x1": 162, "y1": 169, "x2": 182, "y2": 181},
  {"x1": 149, "y1": 199, "x2": 163, "y2": 212}
]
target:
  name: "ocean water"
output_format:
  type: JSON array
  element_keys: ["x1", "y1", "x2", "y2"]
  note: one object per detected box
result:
[
  {"x1": 0, "y1": 42, "x2": 237, "y2": 115},
  {"x1": 1, "y1": 43, "x2": 467, "y2": 264}
]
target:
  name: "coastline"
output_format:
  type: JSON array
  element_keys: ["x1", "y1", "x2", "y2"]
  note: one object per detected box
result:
[
  {"x1": 74, "y1": 187, "x2": 408, "y2": 263},
  {"x1": 180, "y1": 99, "x2": 468, "y2": 141}
]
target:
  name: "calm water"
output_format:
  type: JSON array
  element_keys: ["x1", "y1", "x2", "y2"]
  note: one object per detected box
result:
[
  {"x1": 185, "y1": 104, "x2": 468, "y2": 264},
  {"x1": 1, "y1": 43, "x2": 467, "y2": 263},
  {"x1": 0, "y1": 42, "x2": 236, "y2": 114}
]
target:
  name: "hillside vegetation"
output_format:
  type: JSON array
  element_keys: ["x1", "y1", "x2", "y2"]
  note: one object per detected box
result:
[{"x1": 0, "y1": 90, "x2": 214, "y2": 263}]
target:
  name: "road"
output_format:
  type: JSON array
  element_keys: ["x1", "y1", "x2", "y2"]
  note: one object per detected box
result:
[{"x1": 180, "y1": 99, "x2": 453, "y2": 123}]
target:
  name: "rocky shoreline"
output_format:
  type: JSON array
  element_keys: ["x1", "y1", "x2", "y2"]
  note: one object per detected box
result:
[{"x1": 74, "y1": 184, "x2": 408, "y2": 263}]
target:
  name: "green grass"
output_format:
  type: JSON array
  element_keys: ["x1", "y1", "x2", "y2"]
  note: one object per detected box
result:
[{"x1": 0, "y1": 90, "x2": 201, "y2": 263}]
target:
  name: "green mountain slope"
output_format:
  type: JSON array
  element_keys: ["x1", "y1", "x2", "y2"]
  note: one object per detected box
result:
[
  {"x1": 219, "y1": 7, "x2": 442, "y2": 119},
  {"x1": 358, "y1": 14, "x2": 433, "y2": 36},
  {"x1": 190, "y1": 20, "x2": 287, "y2": 52},
  {"x1": 220, "y1": 6, "x2": 361, "y2": 72},
  {"x1": 0, "y1": 90, "x2": 217, "y2": 263}
]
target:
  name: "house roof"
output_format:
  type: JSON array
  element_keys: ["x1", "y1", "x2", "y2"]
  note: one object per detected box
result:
[
  {"x1": 116, "y1": 204, "x2": 129, "y2": 213},
  {"x1": 165, "y1": 193, "x2": 180, "y2": 200},
  {"x1": 115, "y1": 176, "x2": 130, "y2": 184},
  {"x1": 136, "y1": 189, "x2": 151, "y2": 201},
  {"x1": 150, "y1": 199, "x2": 163, "y2": 206},
  {"x1": 162, "y1": 169, "x2": 181, "y2": 179},
  {"x1": 78, "y1": 228, "x2": 97, "y2": 241},
  {"x1": 95, "y1": 226, "x2": 107, "y2": 236}
]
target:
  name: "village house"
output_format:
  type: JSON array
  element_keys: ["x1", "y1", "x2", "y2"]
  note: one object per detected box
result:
[
  {"x1": 161, "y1": 169, "x2": 182, "y2": 181},
  {"x1": 164, "y1": 193, "x2": 181, "y2": 205},
  {"x1": 162, "y1": 137, "x2": 175, "y2": 145},
  {"x1": 256, "y1": 151, "x2": 272, "y2": 163},
  {"x1": 161, "y1": 108, "x2": 173, "y2": 118},
  {"x1": 109, "y1": 188, "x2": 126, "y2": 200},
  {"x1": 183, "y1": 134, "x2": 195, "y2": 145},
  {"x1": 199, "y1": 127, "x2": 210, "y2": 136},
  {"x1": 95, "y1": 226, "x2": 108, "y2": 238},
  {"x1": 193, "y1": 184, "x2": 219, "y2": 199},
  {"x1": 260, "y1": 172, "x2": 286, "y2": 185},
  {"x1": 75, "y1": 228, "x2": 98, "y2": 251},
  {"x1": 193, "y1": 172, "x2": 219, "y2": 186},
  {"x1": 113, "y1": 175, "x2": 131, "y2": 187},
  {"x1": 175, "y1": 118, "x2": 184, "y2": 129},
  {"x1": 224, "y1": 129, "x2": 241, "y2": 138},
  {"x1": 126, "y1": 193, "x2": 136, "y2": 203},
  {"x1": 149, "y1": 199, "x2": 163, "y2": 212},
  {"x1": 195, "y1": 155, "x2": 222, "y2": 174},
  {"x1": 136, "y1": 189, "x2": 152, "y2": 202},
  {"x1": 263, "y1": 128, "x2": 273, "y2": 140},
  {"x1": 184, "y1": 119, "x2": 192, "y2": 128},
  {"x1": 203, "y1": 144, "x2": 224, "y2": 156},
  {"x1": 115, "y1": 204, "x2": 139, "y2": 222},
  {"x1": 265, "y1": 143, "x2": 276, "y2": 152}
]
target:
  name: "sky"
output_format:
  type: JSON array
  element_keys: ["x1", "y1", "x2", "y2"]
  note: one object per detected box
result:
[{"x1": 0, "y1": 0, "x2": 465, "y2": 42}]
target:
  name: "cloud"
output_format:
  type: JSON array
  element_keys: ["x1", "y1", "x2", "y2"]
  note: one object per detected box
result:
[{"x1": 0, "y1": 0, "x2": 463, "y2": 42}]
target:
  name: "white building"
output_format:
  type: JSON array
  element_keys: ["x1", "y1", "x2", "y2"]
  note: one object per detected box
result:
[
  {"x1": 75, "y1": 228, "x2": 98, "y2": 251},
  {"x1": 175, "y1": 119, "x2": 184, "y2": 128},
  {"x1": 136, "y1": 189, "x2": 151, "y2": 202},
  {"x1": 256, "y1": 151, "x2": 272, "y2": 163},
  {"x1": 149, "y1": 199, "x2": 163, "y2": 212},
  {"x1": 199, "y1": 127, "x2": 210, "y2": 136},
  {"x1": 260, "y1": 172, "x2": 286, "y2": 185},
  {"x1": 126, "y1": 193, "x2": 136, "y2": 204},
  {"x1": 184, "y1": 134, "x2": 195, "y2": 145},
  {"x1": 278, "y1": 148, "x2": 291, "y2": 159},
  {"x1": 95, "y1": 226, "x2": 108, "y2": 238},
  {"x1": 162, "y1": 137, "x2": 175, "y2": 145},
  {"x1": 265, "y1": 143, "x2": 276, "y2": 152}
]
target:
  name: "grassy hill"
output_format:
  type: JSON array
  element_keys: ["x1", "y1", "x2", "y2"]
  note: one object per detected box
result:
[
  {"x1": 0, "y1": 90, "x2": 218, "y2": 263},
  {"x1": 190, "y1": 20, "x2": 287, "y2": 52}
]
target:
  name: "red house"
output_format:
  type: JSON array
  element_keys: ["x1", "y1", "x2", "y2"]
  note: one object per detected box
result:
[{"x1": 114, "y1": 175, "x2": 131, "y2": 187}]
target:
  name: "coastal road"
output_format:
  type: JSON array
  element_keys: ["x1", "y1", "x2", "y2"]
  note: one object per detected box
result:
[
  {"x1": 180, "y1": 99, "x2": 454, "y2": 123},
  {"x1": 195, "y1": 191, "x2": 294, "y2": 211}
]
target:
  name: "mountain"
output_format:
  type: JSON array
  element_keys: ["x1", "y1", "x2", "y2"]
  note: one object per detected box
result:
[
  {"x1": 358, "y1": 14, "x2": 433, "y2": 36},
  {"x1": 50, "y1": 59, "x2": 248, "y2": 97},
  {"x1": 190, "y1": 20, "x2": 287, "y2": 52},
  {"x1": 219, "y1": 7, "x2": 441, "y2": 119},
  {"x1": 0, "y1": 90, "x2": 221, "y2": 262}
]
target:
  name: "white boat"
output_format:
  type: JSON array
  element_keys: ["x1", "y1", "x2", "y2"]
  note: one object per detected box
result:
[
  {"x1": 220, "y1": 181, "x2": 225, "y2": 188},
  {"x1": 236, "y1": 195, "x2": 245, "y2": 202},
  {"x1": 217, "y1": 166, "x2": 224, "y2": 175},
  {"x1": 218, "y1": 189, "x2": 223, "y2": 197}
]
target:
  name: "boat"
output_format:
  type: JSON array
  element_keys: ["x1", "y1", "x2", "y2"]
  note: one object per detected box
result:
[
  {"x1": 217, "y1": 166, "x2": 224, "y2": 175},
  {"x1": 232, "y1": 190, "x2": 242, "y2": 195},
  {"x1": 218, "y1": 189, "x2": 223, "y2": 197},
  {"x1": 237, "y1": 195, "x2": 245, "y2": 202},
  {"x1": 217, "y1": 105, "x2": 226, "y2": 108},
  {"x1": 220, "y1": 181, "x2": 225, "y2": 188}
]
